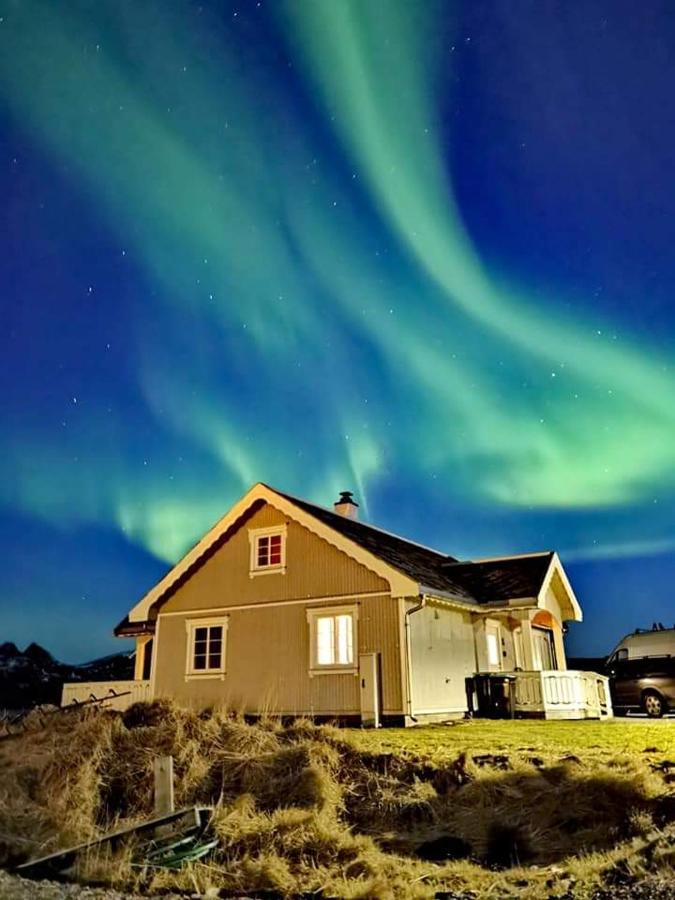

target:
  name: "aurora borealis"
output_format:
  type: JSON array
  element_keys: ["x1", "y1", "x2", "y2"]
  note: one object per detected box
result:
[{"x1": 2, "y1": 1, "x2": 675, "y2": 660}]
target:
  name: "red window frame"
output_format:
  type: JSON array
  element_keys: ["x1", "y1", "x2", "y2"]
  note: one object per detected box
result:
[{"x1": 256, "y1": 533, "x2": 283, "y2": 568}]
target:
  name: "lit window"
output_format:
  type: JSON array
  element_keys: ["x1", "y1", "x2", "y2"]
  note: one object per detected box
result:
[
  {"x1": 249, "y1": 526, "x2": 286, "y2": 574},
  {"x1": 486, "y1": 631, "x2": 501, "y2": 668},
  {"x1": 307, "y1": 607, "x2": 357, "y2": 672},
  {"x1": 186, "y1": 618, "x2": 228, "y2": 677}
]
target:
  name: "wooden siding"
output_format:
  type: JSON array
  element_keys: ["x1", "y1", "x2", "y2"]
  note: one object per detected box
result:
[
  {"x1": 152, "y1": 503, "x2": 403, "y2": 715},
  {"x1": 159, "y1": 504, "x2": 387, "y2": 613},
  {"x1": 154, "y1": 593, "x2": 402, "y2": 714}
]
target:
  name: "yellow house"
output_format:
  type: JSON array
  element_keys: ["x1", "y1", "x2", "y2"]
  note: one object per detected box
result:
[{"x1": 63, "y1": 483, "x2": 612, "y2": 722}]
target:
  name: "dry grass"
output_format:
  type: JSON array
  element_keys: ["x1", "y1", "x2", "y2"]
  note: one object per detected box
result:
[{"x1": 0, "y1": 703, "x2": 673, "y2": 898}]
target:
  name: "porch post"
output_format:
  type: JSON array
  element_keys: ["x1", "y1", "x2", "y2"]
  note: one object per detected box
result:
[
  {"x1": 134, "y1": 635, "x2": 152, "y2": 681},
  {"x1": 518, "y1": 616, "x2": 536, "y2": 670},
  {"x1": 552, "y1": 624, "x2": 567, "y2": 671}
]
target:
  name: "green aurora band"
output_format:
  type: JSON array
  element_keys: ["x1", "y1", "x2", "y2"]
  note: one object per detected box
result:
[{"x1": 1, "y1": 1, "x2": 674, "y2": 563}]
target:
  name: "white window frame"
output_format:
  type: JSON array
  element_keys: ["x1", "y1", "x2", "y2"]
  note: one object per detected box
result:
[
  {"x1": 185, "y1": 616, "x2": 228, "y2": 680},
  {"x1": 249, "y1": 525, "x2": 287, "y2": 576},
  {"x1": 306, "y1": 604, "x2": 358, "y2": 675}
]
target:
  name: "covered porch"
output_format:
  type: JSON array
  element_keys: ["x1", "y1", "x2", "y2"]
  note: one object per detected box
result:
[{"x1": 469, "y1": 557, "x2": 612, "y2": 719}]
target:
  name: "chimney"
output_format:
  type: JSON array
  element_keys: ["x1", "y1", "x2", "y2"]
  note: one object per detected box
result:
[{"x1": 334, "y1": 490, "x2": 359, "y2": 520}]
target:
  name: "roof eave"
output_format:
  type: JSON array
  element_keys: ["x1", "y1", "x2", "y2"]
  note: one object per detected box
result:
[
  {"x1": 114, "y1": 617, "x2": 156, "y2": 638},
  {"x1": 538, "y1": 552, "x2": 583, "y2": 622},
  {"x1": 421, "y1": 588, "x2": 483, "y2": 612}
]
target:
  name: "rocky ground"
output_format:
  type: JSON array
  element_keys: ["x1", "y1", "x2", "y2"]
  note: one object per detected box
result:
[
  {"x1": 0, "y1": 872, "x2": 162, "y2": 900},
  {"x1": 3, "y1": 871, "x2": 675, "y2": 899}
]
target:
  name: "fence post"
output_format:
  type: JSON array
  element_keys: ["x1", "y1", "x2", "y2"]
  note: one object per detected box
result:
[{"x1": 154, "y1": 755, "x2": 175, "y2": 816}]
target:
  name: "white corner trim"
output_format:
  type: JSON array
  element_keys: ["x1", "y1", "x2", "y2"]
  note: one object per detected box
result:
[{"x1": 149, "y1": 612, "x2": 161, "y2": 699}]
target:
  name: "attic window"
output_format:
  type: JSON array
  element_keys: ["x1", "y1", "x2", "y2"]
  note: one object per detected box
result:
[{"x1": 249, "y1": 525, "x2": 287, "y2": 575}]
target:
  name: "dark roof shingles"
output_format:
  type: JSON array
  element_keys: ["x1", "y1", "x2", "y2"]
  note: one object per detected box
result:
[
  {"x1": 274, "y1": 489, "x2": 552, "y2": 604},
  {"x1": 273, "y1": 490, "x2": 474, "y2": 598},
  {"x1": 442, "y1": 553, "x2": 554, "y2": 604}
]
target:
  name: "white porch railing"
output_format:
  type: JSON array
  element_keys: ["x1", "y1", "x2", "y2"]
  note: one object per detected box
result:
[
  {"x1": 512, "y1": 670, "x2": 613, "y2": 719},
  {"x1": 61, "y1": 680, "x2": 151, "y2": 711}
]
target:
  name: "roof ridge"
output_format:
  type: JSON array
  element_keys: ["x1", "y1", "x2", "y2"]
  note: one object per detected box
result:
[
  {"x1": 445, "y1": 551, "x2": 554, "y2": 566},
  {"x1": 267, "y1": 485, "x2": 457, "y2": 561}
]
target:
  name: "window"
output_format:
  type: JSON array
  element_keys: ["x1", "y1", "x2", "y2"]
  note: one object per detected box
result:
[
  {"x1": 307, "y1": 606, "x2": 358, "y2": 673},
  {"x1": 486, "y1": 633, "x2": 500, "y2": 669},
  {"x1": 257, "y1": 533, "x2": 282, "y2": 567},
  {"x1": 249, "y1": 526, "x2": 287, "y2": 575},
  {"x1": 485, "y1": 623, "x2": 502, "y2": 671},
  {"x1": 185, "y1": 617, "x2": 228, "y2": 678}
]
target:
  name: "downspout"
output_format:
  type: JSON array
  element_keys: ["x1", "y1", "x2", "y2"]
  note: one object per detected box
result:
[{"x1": 404, "y1": 594, "x2": 426, "y2": 722}]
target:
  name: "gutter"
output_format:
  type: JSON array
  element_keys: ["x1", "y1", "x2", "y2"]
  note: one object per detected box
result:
[{"x1": 404, "y1": 594, "x2": 426, "y2": 722}]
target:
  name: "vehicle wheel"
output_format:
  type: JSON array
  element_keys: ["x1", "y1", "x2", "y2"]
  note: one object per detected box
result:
[{"x1": 642, "y1": 691, "x2": 665, "y2": 718}]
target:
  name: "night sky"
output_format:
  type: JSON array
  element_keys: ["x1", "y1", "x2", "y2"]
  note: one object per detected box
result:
[{"x1": 2, "y1": 1, "x2": 674, "y2": 663}]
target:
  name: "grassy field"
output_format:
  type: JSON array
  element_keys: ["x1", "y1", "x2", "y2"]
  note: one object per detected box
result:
[
  {"x1": 354, "y1": 717, "x2": 675, "y2": 762},
  {"x1": 0, "y1": 706, "x2": 673, "y2": 899}
]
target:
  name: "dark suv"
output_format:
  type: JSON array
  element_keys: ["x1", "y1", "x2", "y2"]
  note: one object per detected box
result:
[{"x1": 606, "y1": 654, "x2": 675, "y2": 717}]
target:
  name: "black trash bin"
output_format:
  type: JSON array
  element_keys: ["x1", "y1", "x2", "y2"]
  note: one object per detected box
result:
[{"x1": 472, "y1": 673, "x2": 516, "y2": 719}]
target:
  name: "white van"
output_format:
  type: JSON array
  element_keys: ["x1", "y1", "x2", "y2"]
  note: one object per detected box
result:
[
  {"x1": 606, "y1": 627, "x2": 675, "y2": 717},
  {"x1": 608, "y1": 627, "x2": 675, "y2": 662}
]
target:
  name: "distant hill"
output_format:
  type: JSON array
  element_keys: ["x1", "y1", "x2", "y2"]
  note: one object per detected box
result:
[{"x1": 0, "y1": 642, "x2": 134, "y2": 710}]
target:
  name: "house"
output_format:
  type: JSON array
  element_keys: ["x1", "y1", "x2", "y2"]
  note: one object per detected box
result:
[{"x1": 62, "y1": 483, "x2": 612, "y2": 722}]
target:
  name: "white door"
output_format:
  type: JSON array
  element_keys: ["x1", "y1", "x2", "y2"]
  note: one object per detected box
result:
[
  {"x1": 359, "y1": 653, "x2": 380, "y2": 727},
  {"x1": 485, "y1": 624, "x2": 502, "y2": 672}
]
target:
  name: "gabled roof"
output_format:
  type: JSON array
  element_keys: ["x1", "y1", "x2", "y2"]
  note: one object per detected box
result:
[{"x1": 116, "y1": 482, "x2": 581, "y2": 635}]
